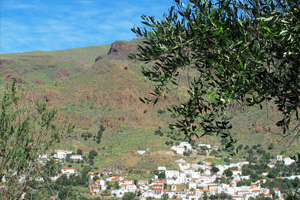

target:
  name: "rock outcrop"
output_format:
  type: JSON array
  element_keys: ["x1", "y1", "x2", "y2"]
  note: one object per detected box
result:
[
  {"x1": 5, "y1": 74, "x2": 26, "y2": 84},
  {"x1": 108, "y1": 41, "x2": 138, "y2": 56},
  {"x1": 95, "y1": 55, "x2": 103, "y2": 62},
  {"x1": 55, "y1": 69, "x2": 71, "y2": 78}
]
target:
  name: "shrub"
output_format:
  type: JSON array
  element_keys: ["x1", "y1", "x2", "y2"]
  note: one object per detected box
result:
[{"x1": 157, "y1": 109, "x2": 166, "y2": 114}]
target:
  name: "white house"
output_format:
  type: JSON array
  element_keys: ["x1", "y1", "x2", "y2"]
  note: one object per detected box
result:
[
  {"x1": 38, "y1": 154, "x2": 48, "y2": 159},
  {"x1": 186, "y1": 171, "x2": 200, "y2": 179},
  {"x1": 70, "y1": 155, "x2": 83, "y2": 160},
  {"x1": 267, "y1": 164, "x2": 275, "y2": 168},
  {"x1": 277, "y1": 155, "x2": 283, "y2": 161},
  {"x1": 95, "y1": 179, "x2": 105, "y2": 186},
  {"x1": 187, "y1": 182, "x2": 197, "y2": 190},
  {"x1": 240, "y1": 161, "x2": 250, "y2": 165},
  {"x1": 61, "y1": 168, "x2": 75, "y2": 174},
  {"x1": 111, "y1": 189, "x2": 124, "y2": 198},
  {"x1": 121, "y1": 184, "x2": 137, "y2": 192},
  {"x1": 284, "y1": 157, "x2": 295, "y2": 165},
  {"x1": 231, "y1": 170, "x2": 242, "y2": 176},
  {"x1": 165, "y1": 170, "x2": 178, "y2": 178},
  {"x1": 178, "y1": 162, "x2": 190, "y2": 170},
  {"x1": 179, "y1": 142, "x2": 192, "y2": 150},
  {"x1": 90, "y1": 186, "x2": 101, "y2": 194},
  {"x1": 158, "y1": 166, "x2": 166, "y2": 171},
  {"x1": 198, "y1": 144, "x2": 211, "y2": 149},
  {"x1": 288, "y1": 175, "x2": 300, "y2": 180},
  {"x1": 199, "y1": 175, "x2": 216, "y2": 183},
  {"x1": 171, "y1": 146, "x2": 185, "y2": 154},
  {"x1": 53, "y1": 150, "x2": 73, "y2": 159},
  {"x1": 120, "y1": 180, "x2": 134, "y2": 186},
  {"x1": 229, "y1": 163, "x2": 241, "y2": 169}
]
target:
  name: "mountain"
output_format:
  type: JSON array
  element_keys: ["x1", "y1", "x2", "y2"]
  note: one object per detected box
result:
[{"x1": 0, "y1": 39, "x2": 298, "y2": 170}]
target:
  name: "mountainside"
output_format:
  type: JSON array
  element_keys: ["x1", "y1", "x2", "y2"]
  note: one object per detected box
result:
[{"x1": 0, "y1": 39, "x2": 298, "y2": 169}]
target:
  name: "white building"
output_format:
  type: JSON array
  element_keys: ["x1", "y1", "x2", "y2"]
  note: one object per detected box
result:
[
  {"x1": 178, "y1": 162, "x2": 190, "y2": 170},
  {"x1": 53, "y1": 150, "x2": 73, "y2": 159},
  {"x1": 171, "y1": 146, "x2": 185, "y2": 154},
  {"x1": 38, "y1": 154, "x2": 48, "y2": 159},
  {"x1": 284, "y1": 157, "x2": 295, "y2": 165},
  {"x1": 95, "y1": 179, "x2": 105, "y2": 186},
  {"x1": 165, "y1": 170, "x2": 179, "y2": 179},
  {"x1": 231, "y1": 170, "x2": 242, "y2": 176},
  {"x1": 70, "y1": 155, "x2": 83, "y2": 160},
  {"x1": 277, "y1": 155, "x2": 283, "y2": 161},
  {"x1": 158, "y1": 166, "x2": 166, "y2": 171},
  {"x1": 179, "y1": 142, "x2": 192, "y2": 150},
  {"x1": 198, "y1": 144, "x2": 211, "y2": 149},
  {"x1": 166, "y1": 172, "x2": 186, "y2": 184},
  {"x1": 61, "y1": 168, "x2": 75, "y2": 174},
  {"x1": 187, "y1": 182, "x2": 197, "y2": 190}
]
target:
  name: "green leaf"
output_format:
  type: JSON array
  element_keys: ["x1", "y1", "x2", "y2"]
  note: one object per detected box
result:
[
  {"x1": 237, "y1": 19, "x2": 243, "y2": 27},
  {"x1": 262, "y1": 16, "x2": 273, "y2": 21},
  {"x1": 279, "y1": 30, "x2": 288, "y2": 35}
]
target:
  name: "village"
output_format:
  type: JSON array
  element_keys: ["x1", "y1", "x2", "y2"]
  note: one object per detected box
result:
[{"x1": 32, "y1": 141, "x2": 300, "y2": 200}]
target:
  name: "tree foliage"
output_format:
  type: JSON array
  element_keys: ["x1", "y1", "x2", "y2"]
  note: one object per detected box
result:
[
  {"x1": 122, "y1": 192, "x2": 136, "y2": 200},
  {"x1": 96, "y1": 124, "x2": 105, "y2": 144},
  {"x1": 129, "y1": 0, "x2": 300, "y2": 154},
  {"x1": 0, "y1": 80, "x2": 75, "y2": 199}
]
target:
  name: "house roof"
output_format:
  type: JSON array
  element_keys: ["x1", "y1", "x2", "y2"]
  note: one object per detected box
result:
[{"x1": 153, "y1": 188, "x2": 163, "y2": 191}]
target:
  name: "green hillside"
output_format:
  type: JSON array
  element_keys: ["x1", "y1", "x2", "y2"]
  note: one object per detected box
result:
[{"x1": 0, "y1": 39, "x2": 298, "y2": 170}]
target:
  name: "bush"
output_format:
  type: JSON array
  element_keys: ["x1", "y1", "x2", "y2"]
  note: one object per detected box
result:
[
  {"x1": 123, "y1": 192, "x2": 136, "y2": 200},
  {"x1": 268, "y1": 143, "x2": 275, "y2": 150},
  {"x1": 157, "y1": 110, "x2": 166, "y2": 114},
  {"x1": 183, "y1": 151, "x2": 190, "y2": 156},
  {"x1": 77, "y1": 149, "x2": 83, "y2": 155},
  {"x1": 124, "y1": 67, "x2": 128, "y2": 70}
]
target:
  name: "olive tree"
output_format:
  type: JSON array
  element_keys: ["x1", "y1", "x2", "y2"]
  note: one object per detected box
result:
[
  {"x1": 129, "y1": 0, "x2": 300, "y2": 154},
  {"x1": 0, "y1": 80, "x2": 74, "y2": 199}
]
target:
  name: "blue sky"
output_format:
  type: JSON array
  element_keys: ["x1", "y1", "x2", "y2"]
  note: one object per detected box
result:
[{"x1": 0, "y1": 0, "x2": 174, "y2": 54}]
